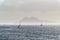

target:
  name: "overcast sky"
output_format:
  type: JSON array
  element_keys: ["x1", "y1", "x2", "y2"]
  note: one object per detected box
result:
[{"x1": 0, "y1": 0, "x2": 60, "y2": 23}]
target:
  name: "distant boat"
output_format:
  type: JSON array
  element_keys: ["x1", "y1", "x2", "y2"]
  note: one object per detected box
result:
[
  {"x1": 40, "y1": 24, "x2": 43, "y2": 26},
  {"x1": 18, "y1": 24, "x2": 21, "y2": 28}
]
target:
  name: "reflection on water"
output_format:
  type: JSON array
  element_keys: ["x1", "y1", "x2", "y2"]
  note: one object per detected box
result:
[{"x1": 0, "y1": 25, "x2": 60, "y2": 40}]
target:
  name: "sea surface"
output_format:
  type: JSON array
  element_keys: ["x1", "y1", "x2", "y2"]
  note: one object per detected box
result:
[{"x1": 0, "y1": 25, "x2": 60, "y2": 40}]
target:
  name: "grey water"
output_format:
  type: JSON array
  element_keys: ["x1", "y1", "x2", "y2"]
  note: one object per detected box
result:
[{"x1": 0, "y1": 25, "x2": 60, "y2": 40}]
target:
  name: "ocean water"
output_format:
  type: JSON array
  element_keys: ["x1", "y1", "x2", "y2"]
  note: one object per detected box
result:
[{"x1": 0, "y1": 25, "x2": 60, "y2": 40}]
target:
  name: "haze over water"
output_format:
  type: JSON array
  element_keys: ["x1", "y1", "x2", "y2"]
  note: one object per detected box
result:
[
  {"x1": 0, "y1": 0, "x2": 60, "y2": 23},
  {"x1": 0, "y1": 0, "x2": 60, "y2": 40}
]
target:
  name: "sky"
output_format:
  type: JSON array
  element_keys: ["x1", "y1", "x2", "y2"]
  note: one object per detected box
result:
[{"x1": 0, "y1": 0, "x2": 60, "y2": 23}]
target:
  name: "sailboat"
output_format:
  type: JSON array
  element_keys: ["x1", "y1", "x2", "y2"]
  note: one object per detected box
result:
[{"x1": 18, "y1": 24, "x2": 21, "y2": 28}]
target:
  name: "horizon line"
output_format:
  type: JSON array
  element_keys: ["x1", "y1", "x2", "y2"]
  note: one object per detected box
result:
[{"x1": 0, "y1": 23, "x2": 60, "y2": 25}]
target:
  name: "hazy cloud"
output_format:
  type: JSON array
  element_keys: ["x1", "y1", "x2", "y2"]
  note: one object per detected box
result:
[
  {"x1": 0, "y1": 0, "x2": 59, "y2": 12},
  {"x1": 0, "y1": 0, "x2": 60, "y2": 23}
]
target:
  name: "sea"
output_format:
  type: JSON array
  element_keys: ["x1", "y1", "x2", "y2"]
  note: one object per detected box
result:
[{"x1": 0, "y1": 25, "x2": 60, "y2": 40}]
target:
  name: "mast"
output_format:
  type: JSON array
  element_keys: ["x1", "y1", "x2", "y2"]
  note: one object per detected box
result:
[{"x1": 17, "y1": 22, "x2": 21, "y2": 28}]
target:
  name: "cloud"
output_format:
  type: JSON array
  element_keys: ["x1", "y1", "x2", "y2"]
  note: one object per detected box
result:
[
  {"x1": 0, "y1": 0, "x2": 60, "y2": 22},
  {"x1": 0, "y1": 0, "x2": 5, "y2": 5},
  {"x1": 0, "y1": 0, "x2": 59, "y2": 12}
]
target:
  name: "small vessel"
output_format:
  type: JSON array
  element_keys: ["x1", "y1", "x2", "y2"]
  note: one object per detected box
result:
[
  {"x1": 18, "y1": 24, "x2": 21, "y2": 28},
  {"x1": 40, "y1": 24, "x2": 43, "y2": 26}
]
